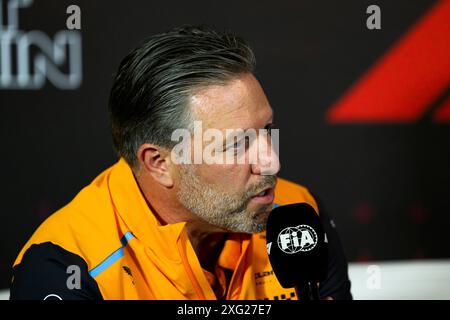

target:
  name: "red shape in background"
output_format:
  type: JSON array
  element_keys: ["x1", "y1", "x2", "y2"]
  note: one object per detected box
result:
[
  {"x1": 413, "y1": 248, "x2": 426, "y2": 260},
  {"x1": 354, "y1": 202, "x2": 375, "y2": 225},
  {"x1": 355, "y1": 250, "x2": 375, "y2": 263},
  {"x1": 327, "y1": 1, "x2": 450, "y2": 123},
  {"x1": 409, "y1": 201, "x2": 429, "y2": 225},
  {"x1": 433, "y1": 95, "x2": 450, "y2": 122}
]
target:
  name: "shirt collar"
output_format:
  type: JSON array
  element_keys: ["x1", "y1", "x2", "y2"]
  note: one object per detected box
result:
[{"x1": 107, "y1": 158, "x2": 186, "y2": 259}]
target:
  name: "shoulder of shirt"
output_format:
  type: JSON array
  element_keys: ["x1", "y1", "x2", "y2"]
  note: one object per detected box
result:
[{"x1": 274, "y1": 177, "x2": 319, "y2": 213}]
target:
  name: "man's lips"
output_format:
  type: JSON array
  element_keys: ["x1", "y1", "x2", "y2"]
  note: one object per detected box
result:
[{"x1": 251, "y1": 187, "x2": 275, "y2": 204}]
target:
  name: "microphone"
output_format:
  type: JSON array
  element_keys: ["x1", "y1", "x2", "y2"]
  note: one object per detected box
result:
[{"x1": 266, "y1": 202, "x2": 329, "y2": 300}]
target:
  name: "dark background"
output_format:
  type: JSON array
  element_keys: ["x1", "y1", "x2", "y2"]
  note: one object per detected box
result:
[{"x1": 1, "y1": 0, "x2": 449, "y2": 289}]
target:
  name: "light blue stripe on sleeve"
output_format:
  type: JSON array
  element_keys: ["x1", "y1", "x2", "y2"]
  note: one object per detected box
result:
[{"x1": 89, "y1": 232, "x2": 134, "y2": 278}]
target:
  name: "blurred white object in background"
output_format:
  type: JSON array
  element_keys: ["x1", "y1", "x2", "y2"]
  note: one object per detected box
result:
[
  {"x1": 0, "y1": 289, "x2": 8, "y2": 300},
  {"x1": 0, "y1": 260, "x2": 449, "y2": 300},
  {"x1": 348, "y1": 260, "x2": 450, "y2": 299}
]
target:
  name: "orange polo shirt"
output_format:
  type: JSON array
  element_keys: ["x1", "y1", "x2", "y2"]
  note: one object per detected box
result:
[{"x1": 12, "y1": 158, "x2": 319, "y2": 300}]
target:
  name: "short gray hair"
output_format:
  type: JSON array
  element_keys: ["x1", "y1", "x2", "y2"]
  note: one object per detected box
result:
[{"x1": 108, "y1": 25, "x2": 256, "y2": 168}]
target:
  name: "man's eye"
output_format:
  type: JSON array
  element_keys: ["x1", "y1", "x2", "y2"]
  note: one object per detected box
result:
[
  {"x1": 233, "y1": 139, "x2": 244, "y2": 149},
  {"x1": 228, "y1": 138, "x2": 248, "y2": 154},
  {"x1": 223, "y1": 139, "x2": 242, "y2": 152}
]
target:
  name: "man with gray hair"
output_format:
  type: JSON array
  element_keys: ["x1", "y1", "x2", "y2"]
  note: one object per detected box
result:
[{"x1": 10, "y1": 25, "x2": 351, "y2": 300}]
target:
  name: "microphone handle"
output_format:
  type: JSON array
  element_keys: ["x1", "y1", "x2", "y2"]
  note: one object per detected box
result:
[
  {"x1": 310, "y1": 282, "x2": 320, "y2": 300},
  {"x1": 295, "y1": 282, "x2": 320, "y2": 301}
]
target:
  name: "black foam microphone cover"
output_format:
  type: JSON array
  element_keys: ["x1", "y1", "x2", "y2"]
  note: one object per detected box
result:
[{"x1": 266, "y1": 202, "x2": 328, "y2": 288}]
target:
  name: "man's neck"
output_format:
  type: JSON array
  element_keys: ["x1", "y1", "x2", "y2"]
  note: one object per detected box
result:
[
  {"x1": 135, "y1": 170, "x2": 227, "y2": 272},
  {"x1": 185, "y1": 221, "x2": 227, "y2": 273}
]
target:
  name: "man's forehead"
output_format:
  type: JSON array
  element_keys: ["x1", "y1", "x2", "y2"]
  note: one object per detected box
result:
[{"x1": 189, "y1": 74, "x2": 273, "y2": 130}]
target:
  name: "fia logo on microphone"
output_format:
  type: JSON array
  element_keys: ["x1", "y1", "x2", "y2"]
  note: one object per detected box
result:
[{"x1": 276, "y1": 225, "x2": 318, "y2": 254}]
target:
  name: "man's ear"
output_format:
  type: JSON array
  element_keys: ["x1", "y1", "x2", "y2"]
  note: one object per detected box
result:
[{"x1": 137, "y1": 143, "x2": 174, "y2": 188}]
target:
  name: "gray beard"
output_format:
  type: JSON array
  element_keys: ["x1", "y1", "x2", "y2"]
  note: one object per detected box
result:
[{"x1": 176, "y1": 165, "x2": 276, "y2": 233}]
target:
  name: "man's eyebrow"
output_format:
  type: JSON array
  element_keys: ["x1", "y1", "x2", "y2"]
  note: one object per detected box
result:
[
  {"x1": 221, "y1": 112, "x2": 275, "y2": 149},
  {"x1": 235, "y1": 112, "x2": 275, "y2": 134}
]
